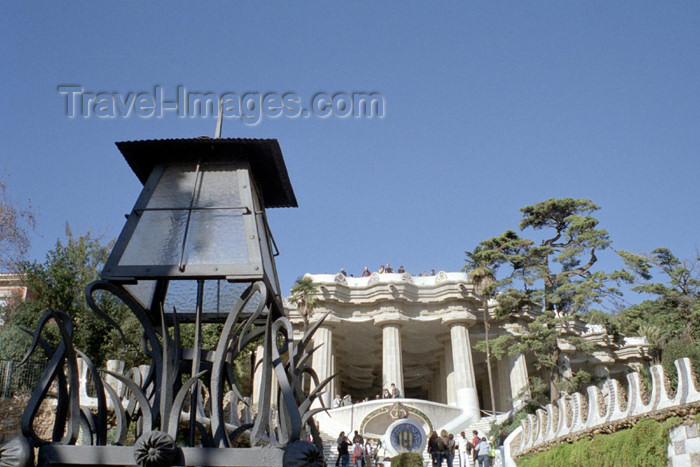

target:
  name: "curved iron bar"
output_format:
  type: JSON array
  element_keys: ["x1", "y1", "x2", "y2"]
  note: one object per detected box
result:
[
  {"x1": 159, "y1": 304, "x2": 183, "y2": 434},
  {"x1": 226, "y1": 325, "x2": 266, "y2": 408},
  {"x1": 196, "y1": 421, "x2": 212, "y2": 447},
  {"x1": 86, "y1": 280, "x2": 164, "y2": 423},
  {"x1": 102, "y1": 370, "x2": 153, "y2": 433},
  {"x1": 79, "y1": 407, "x2": 96, "y2": 446},
  {"x1": 123, "y1": 366, "x2": 143, "y2": 419},
  {"x1": 13, "y1": 279, "x2": 338, "y2": 459},
  {"x1": 293, "y1": 312, "x2": 331, "y2": 365},
  {"x1": 101, "y1": 375, "x2": 128, "y2": 445},
  {"x1": 166, "y1": 371, "x2": 207, "y2": 441},
  {"x1": 271, "y1": 317, "x2": 302, "y2": 445},
  {"x1": 283, "y1": 313, "x2": 331, "y2": 410},
  {"x1": 19, "y1": 327, "x2": 71, "y2": 444},
  {"x1": 250, "y1": 312, "x2": 276, "y2": 447},
  {"x1": 297, "y1": 370, "x2": 336, "y2": 418},
  {"x1": 211, "y1": 282, "x2": 267, "y2": 447},
  {"x1": 20, "y1": 310, "x2": 80, "y2": 446},
  {"x1": 229, "y1": 423, "x2": 254, "y2": 445},
  {"x1": 306, "y1": 416, "x2": 324, "y2": 454},
  {"x1": 75, "y1": 350, "x2": 108, "y2": 445},
  {"x1": 226, "y1": 325, "x2": 266, "y2": 414},
  {"x1": 138, "y1": 335, "x2": 158, "y2": 411}
]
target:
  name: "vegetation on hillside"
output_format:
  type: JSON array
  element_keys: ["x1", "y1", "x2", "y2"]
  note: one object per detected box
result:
[
  {"x1": 466, "y1": 198, "x2": 699, "y2": 405},
  {"x1": 0, "y1": 228, "x2": 143, "y2": 369},
  {"x1": 466, "y1": 198, "x2": 623, "y2": 403},
  {"x1": 517, "y1": 417, "x2": 686, "y2": 467},
  {"x1": 0, "y1": 174, "x2": 35, "y2": 272}
]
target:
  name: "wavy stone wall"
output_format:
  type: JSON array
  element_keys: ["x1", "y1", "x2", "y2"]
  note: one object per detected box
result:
[{"x1": 508, "y1": 358, "x2": 700, "y2": 459}]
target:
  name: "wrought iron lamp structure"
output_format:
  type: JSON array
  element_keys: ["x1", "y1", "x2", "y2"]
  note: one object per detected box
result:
[
  {"x1": 103, "y1": 137, "x2": 295, "y2": 316},
  {"x1": 11, "y1": 138, "x2": 332, "y2": 467}
]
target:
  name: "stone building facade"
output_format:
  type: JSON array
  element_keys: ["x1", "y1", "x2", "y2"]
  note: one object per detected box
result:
[
  {"x1": 0, "y1": 273, "x2": 27, "y2": 325},
  {"x1": 271, "y1": 271, "x2": 649, "y2": 438}
]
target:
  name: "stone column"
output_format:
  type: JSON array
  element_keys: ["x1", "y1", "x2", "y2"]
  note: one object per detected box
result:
[
  {"x1": 437, "y1": 335, "x2": 455, "y2": 405},
  {"x1": 509, "y1": 353, "x2": 530, "y2": 407},
  {"x1": 437, "y1": 351, "x2": 447, "y2": 404},
  {"x1": 105, "y1": 360, "x2": 125, "y2": 409},
  {"x1": 311, "y1": 324, "x2": 334, "y2": 407},
  {"x1": 442, "y1": 312, "x2": 480, "y2": 420},
  {"x1": 374, "y1": 314, "x2": 408, "y2": 397},
  {"x1": 252, "y1": 343, "x2": 281, "y2": 414},
  {"x1": 252, "y1": 343, "x2": 265, "y2": 410},
  {"x1": 494, "y1": 357, "x2": 510, "y2": 412}
]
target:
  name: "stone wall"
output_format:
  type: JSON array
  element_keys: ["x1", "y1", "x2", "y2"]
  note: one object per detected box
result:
[
  {"x1": 0, "y1": 397, "x2": 55, "y2": 443},
  {"x1": 668, "y1": 423, "x2": 700, "y2": 466},
  {"x1": 503, "y1": 357, "x2": 700, "y2": 466}
]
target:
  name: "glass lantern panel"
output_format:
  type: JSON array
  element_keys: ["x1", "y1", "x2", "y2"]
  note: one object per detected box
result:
[
  {"x1": 117, "y1": 162, "x2": 250, "y2": 269},
  {"x1": 183, "y1": 210, "x2": 248, "y2": 265},
  {"x1": 194, "y1": 164, "x2": 242, "y2": 207},
  {"x1": 163, "y1": 279, "x2": 255, "y2": 315},
  {"x1": 118, "y1": 210, "x2": 187, "y2": 266},
  {"x1": 147, "y1": 165, "x2": 198, "y2": 208}
]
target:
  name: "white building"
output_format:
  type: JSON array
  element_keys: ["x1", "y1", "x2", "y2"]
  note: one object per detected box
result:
[
  {"x1": 0, "y1": 273, "x2": 27, "y2": 325},
  {"x1": 256, "y1": 271, "x2": 649, "y2": 443}
]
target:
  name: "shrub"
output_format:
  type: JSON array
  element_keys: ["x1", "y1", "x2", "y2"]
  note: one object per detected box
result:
[
  {"x1": 489, "y1": 401, "x2": 539, "y2": 438},
  {"x1": 390, "y1": 452, "x2": 423, "y2": 467},
  {"x1": 518, "y1": 417, "x2": 682, "y2": 467},
  {"x1": 661, "y1": 336, "x2": 700, "y2": 389}
]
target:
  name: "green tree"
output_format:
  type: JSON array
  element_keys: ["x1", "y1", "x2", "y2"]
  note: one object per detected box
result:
[
  {"x1": 289, "y1": 276, "x2": 319, "y2": 329},
  {"x1": 469, "y1": 198, "x2": 618, "y2": 402},
  {"x1": 0, "y1": 227, "x2": 143, "y2": 368},
  {"x1": 616, "y1": 248, "x2": 700, "y2": 338},
  {"x1": 464, "y1": 248, "x2": 497, "y2": 416},
  {"x1": 0, "y1": 174, "x2": 35, "y2": 271},
  {"x1": 614, "y1": 248, "x2": 700, "y2": 377}
]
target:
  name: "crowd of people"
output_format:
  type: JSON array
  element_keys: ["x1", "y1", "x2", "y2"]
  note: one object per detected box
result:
[
  {"x1": 331, "y1": 426, "x2": 507, "y2": 467},
  {"x1": 339, "y1": 265, "x2": 438, "y2": 278},
  {"x1": 334, "y1": 430, "x2": 387, "y2": 467},
  {"x1": 427, "y1": 429, "x2": 507, "y2": 467},
  {"x1": 331, "y1": 383, "x2": 403, "y2": 408}
]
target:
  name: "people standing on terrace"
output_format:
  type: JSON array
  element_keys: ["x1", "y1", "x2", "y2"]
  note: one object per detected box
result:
[{"x1": 362, "y1": 267, "x2": 371, "y2": 277}]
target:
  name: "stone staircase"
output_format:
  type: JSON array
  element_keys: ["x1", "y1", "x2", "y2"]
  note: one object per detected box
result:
[
  {"x1": 318, "y1": 415, "x2": 500, "y2": 467},
  {"x1": 319, "y1": 431, "x2": 337, "y2": 465},
  {"x1": 466, "y1": 415, "x2": 497, "y2": 438}
]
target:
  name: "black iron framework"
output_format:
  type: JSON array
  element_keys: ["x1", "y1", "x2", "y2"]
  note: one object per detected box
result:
[
  {"x1": 7, "y1": 279, "x2": 333, "y2": 466},
  {"x1": 1, "y1": 137, "x2": 334, "y2": 466}
]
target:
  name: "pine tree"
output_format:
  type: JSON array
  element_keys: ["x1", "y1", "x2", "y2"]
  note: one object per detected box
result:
[{"x1": 469, "y1": 198, "x2": 617, "y2": 402}]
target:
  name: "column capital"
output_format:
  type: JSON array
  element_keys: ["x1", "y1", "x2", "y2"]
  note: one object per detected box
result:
[
  {"x1": 309, "y1": 314, "x2": 342, "y2": 328},
  {"x1": 374, "y1": 313, "x2": 409, "y2": 328},
  {"x1": 441, "y1": 311, "x2": 476, "y2": 327}
]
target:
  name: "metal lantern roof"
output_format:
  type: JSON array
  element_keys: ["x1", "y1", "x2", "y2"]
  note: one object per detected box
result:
[{"x1": 115, "y1": 137, "x2": 297, "y2": 209}]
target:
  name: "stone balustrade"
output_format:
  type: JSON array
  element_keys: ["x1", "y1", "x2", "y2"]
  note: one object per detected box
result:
[{"x1": 505, "y1": 357, "x2": 700, "y2": 463}]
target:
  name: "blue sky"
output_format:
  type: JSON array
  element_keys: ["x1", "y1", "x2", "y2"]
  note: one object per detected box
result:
[{"x1": 1, "y1": 2, "x2": 698, "y2": 306}]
